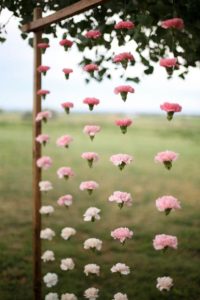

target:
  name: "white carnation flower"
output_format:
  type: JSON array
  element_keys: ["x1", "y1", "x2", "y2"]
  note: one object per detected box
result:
[
  {"x1": 84, "y1": 238, "x2": 102, "y2": 251},
  {"x1": 39, "y1": 180, "x2": 53, "y2": 192},
  {"x1": 84, "y1": 287, "x2": 99, "y2": 299},
  {"x1": 43, "y1": 272, "x2": 58, "y2": 288},
  {"x1": 84, "y1": 264, "x2": 100, "y2": 276},
  {"x1": 61, "y1": 293, "x2": 77, "y2": 300},
  {"x1": 113, "y1": 293, "x2": 128, "y2": 300},
  {"x1": 60, "y1": 258, "x2": 75, "y2": 271},
  {"x1": 40, "y1": 228, "x2": 55, "y2": 240},
  {"x1": 83, "y1": 207, "x2": 101, "y2": 222},
  {"x1": 41, "y1": 250, "x2": 55, "y2": 262},
  {"x1": 45, "y1": 293, "x2": 59, "y2": 300},
  {"x1": 39, "y1": 205, "x2": 54, "y2": 215},
  {"x1": 156, "y1": 276, "x2": 173, "y2": 291},
  {"x1": 61, "y1": 227, "x2": 76, "y2": 240},
  {"x1": 111, "y1": 263, "x2": 130, "y2": 275}
]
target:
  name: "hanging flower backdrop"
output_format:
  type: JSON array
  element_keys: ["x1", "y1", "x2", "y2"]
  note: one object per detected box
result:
[{"x1": 35, "y1": 15, "x2": 184, "y2": 300}]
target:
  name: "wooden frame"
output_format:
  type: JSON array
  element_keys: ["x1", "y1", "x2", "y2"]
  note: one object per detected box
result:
[{"x1": 22, "y1": 1, "x2": 109, "y2": 299}]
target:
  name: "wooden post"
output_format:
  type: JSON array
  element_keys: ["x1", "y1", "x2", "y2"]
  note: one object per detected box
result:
[{"x1": 32, "y1": 7, "x2": 42, "y2": 300}]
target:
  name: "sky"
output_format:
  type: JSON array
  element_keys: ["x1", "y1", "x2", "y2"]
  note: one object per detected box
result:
[{"x1": 0, "y1": 9, "x2": 199, "y2": 115}]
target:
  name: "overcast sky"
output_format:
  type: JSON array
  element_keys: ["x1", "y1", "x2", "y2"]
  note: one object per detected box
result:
[{"x1": 0, "y1": 9, "x2": 199, "y2": 115}]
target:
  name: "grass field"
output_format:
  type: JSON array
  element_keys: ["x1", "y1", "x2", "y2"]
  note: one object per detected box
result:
[{"x1": 0, "y1": 112, "x2": 199, "y2": 300}]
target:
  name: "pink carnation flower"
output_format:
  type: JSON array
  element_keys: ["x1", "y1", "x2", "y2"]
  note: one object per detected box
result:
[
  {"x1": 110, "y1": 154, "x2": 133, "y2": 170},
  {"x1": 36, "y1": 156, "x2": 52, "y2": 170},
  {"x1": 35, "y1": 111, "x2": 52, "y2": 123},
  {"x1": 113, "y1": 52, "x2": 134, "y2": 69},
  {"x1": 37, "y1": 65, "x2": 50, "y2": 75},
  {"x1": 109, "y1": 191, "x2": 132, "y2": 208},
  {"x1": 153, "y1": 234, "x2": 178, "y2": 251},
  {"x1": 80, "y1": 181, "x2": 99, "y2": 195},
  {"x1": 81, "y1": 152, "x2": 99, "y2": 168},
  {"x1": 61, "y1": 102, "x2": 74, "y2": 114},
  {"x1": 115, "y1": 118, "x2": 132, "y2": 134},
  {"x1": 160, "y1": 58, "x2": 177, "y2": 68},
  {"x1": 57, "y1": 194, "x2": 73, "y2": 207},
  {"x1": 37, "y1": 89, "x2": 50, "y2": 100},
  {"x1": 56, "y1": 135, "x2": 73, "y2": 148},
  {"x1": 57, "y1": 167, "x2": 74, "y2": 180},
  {"x1": 83, "y1": 97, "x2": 100, "y2": 111},
  {"x1": 114, "y1": 20, "x2": 135, "y2": 30},
  {"x1": 161, "y1": 18, "x2": 184, "y2": 30},
  {"x1": 155, "y1": 195, "x2": 181, "y2": 215},
  {"x1": 111, "y1": 227, "x2": 133, "y2": 244},
  {"x1": 160, "y1": 102, "x2": 182, "y2": 121},
  {"x1": 35, "y1": 134, "x2": 50, "y2": 146},
  {"x1": 59, "y1": 39, "x2": 73, "y2": 51},
  {"x1": 37, "y1": 42, "x2": 49, "y2": 53},
  {"x1": 154, "y1": 150, "x2": 179, "y2": 170},
  {"x1": 83, "y1": 64, "x2": 99, "y2": 73},
  {"x1": 83, "y1": 125, "x2": 101, "y2": 141},
  {"x1": 62, "y1": 68, "x2": 73, "y2": 79},
  {"x1": 85, "y1": 30, "x2": 101, "y2": 39},
  {"x1": 114, "y1": 85, "x2": 135, "y2": 102}
]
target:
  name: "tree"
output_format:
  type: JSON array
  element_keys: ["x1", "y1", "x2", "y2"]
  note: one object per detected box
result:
[{"x1": 1, "y1": 0, "x2": 200, "y2": 82}]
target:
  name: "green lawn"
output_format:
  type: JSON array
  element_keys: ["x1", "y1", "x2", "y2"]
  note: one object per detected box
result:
[{"x1": 0, "y1": 112, "x2": 199, "y2": 300}]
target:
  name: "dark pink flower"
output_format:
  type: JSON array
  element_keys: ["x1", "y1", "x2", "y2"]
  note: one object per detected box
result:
[
  {"x1": 111, "y1": 227, "x2": 133, "y2": 244},
  {"x1": 115, "y1": 118, "x2": 132, "y2": 134},
  {"x1": 61, "y1": 102, "x2": 74, "y2": 114},
  {"x1": 83, "y1": 125, "x2": 101, "y2": 141},
  {"x1": 37, "y1": 65, "x2": 50, "y2": 75},
  {"x1": 160, "y1": 58, "x2": 177, "y2": 68},
  {"x1": 83, "y1": 64, "x2": 99, "y2": 72},
  {"x1": 155, "y1": 150, "x2": 179, "y2": 170},
  {"x1": 56, "y1": 135, "x2": 73, "y2": 148},
  {"x1": 59, "y1": 39, "x2": 73, "y2": 51},
  {"x1": 37, "y1": 43, "x2": 49, "y2": 53},
  {"x1": 80, "y1": 181, "x2": 99, "y2": 195},
  {"x1": 113, "y1": 52, "x2": 134, "y2": 69},
  {"x1": 155, "y1": 195, "x2": 181, "y2": 215},
  {"x1": 160, "y1": 102, "x2": 182, "y2": 120},
  {"x1": 36, "y1": 156, "x2": 52, "y2": 170},
  {"x1": 62, "y1": 68, "x2": 73, "y2": 79},
  {"x1": 35, "y1": 111, "x2": 52, "y2": 123},
  {"x1": 114, "y1": 20, "x2": 135, "y2": 30},
  {"x1": 57, "y1": 167, "x2": 74, "y2": 180},
  {"x1": 161, "y1": 18, "x2": 184, "y2": 30},
  {"x1": 85, "y1": 30, "x2": 101, "y2": 39},
  {"x1": 83, "y1": 97, "x2": 100, "y2": 111},
  {"x1": 36, "y1": 134, "x2": 50, "y2": 146},
  {"x1": 37, "y1": 89, "x2": 50, "y2": 100},
  {"x1": 114, "y1": 85, "x2": 135, "y2": 101},
  {"x1": 81, "y1": 152, "x2": 99, "y2": 168}
]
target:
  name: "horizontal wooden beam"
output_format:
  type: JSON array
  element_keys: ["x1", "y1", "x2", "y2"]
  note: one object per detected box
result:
[{"x1": 21, "y1": 0, "x2": 109, "y2": 33}]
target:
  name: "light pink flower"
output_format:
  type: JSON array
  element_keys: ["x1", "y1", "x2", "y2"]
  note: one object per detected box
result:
[
  {"x1": 156, "y1": 276, "x2": 174, "y2": 291},
  {"x1": 37, "y1": 89, "x2": 50, "y2": 100},
  {"x1": 159, "y1": 58, "x2": 177, "y2": 68},
  {"x1": 59, "y1": 39, "x2": 73, "y2": 51},
  {"x1": 85, "y1": 30, "x2": 101, "y2": 39},
  {"x1": 109, "y1": 191, "x2": 132, "y2": 208},
  {"x1": 160, "y1": 102, "x2": 182, "y2": 120},
  {"x1": 83, "y1": 125, "x2": 101, "y2": 141},
  {"x1": 154, "y1": 150, "x2": 179, "y2": 170},
  {"x1": 83, "y1": 97, "x2": 100, "y2": 111},
  {"x1": 81, "y1": 152, "x2": 99, "y2": 168},
  {"x1": 83, "y1": 64, "x2": 99, "y2": 72},
  {"x1": 115, "y1": 118, "x2": 132, "y2": 134},
  {"x1": 37, "y1": 42, "x2": 49, "y2": 53},
  {"x1": 62, "y1": 68, "x2": 73, "y2": 79},
  {"x1": 153, "y1": 234, "x2": 178, "y2": 251},
  {"x1": 156, "y1": 195, "x2": 181, "y2": 215},
  {"x1": 113, "y1": 52, "x2": 134, "y2": 69},
  {"x1": 57, "y1": 167, "x2": 74, "y2": 179},
  {"x1": 61, "y1": 102, "x2": 74, "y2": 114},
  {"x1": 114, "y1": 20, "x2": 135, "y2": 30},
  {"x1": 35, "y1": 111, "x2": 52, "y2": 123},
  {"x1": 37, "y1": 65, "x2": 50, "y2": 75},
  {"x1": 111, "y1": 227, "x2": 133, "y2": 244},
  {"x1": 161, "y1": 18, "x2": 184, "y2": 30},
  {"x1": 110, "y1": 154, "x2": 133, "y2": 170},
  {"x1": 57, "y1": 194, "x2": 73, "y2": 207},
  {"x1": 80, "y1": 181, "x2": 99, "y2": 195},
  {"x1": 114, "y1": 85, "x2": 135, "y2": 102},
  {"x1": 56, "y1": 135, "x2": 73, "y2": 148},
  {"x1": 37, "y1": 156, "x2": 52, "y2": 170},
  {"x1": 36, "y1": 134, "x2": 50, "y2": 146}
]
